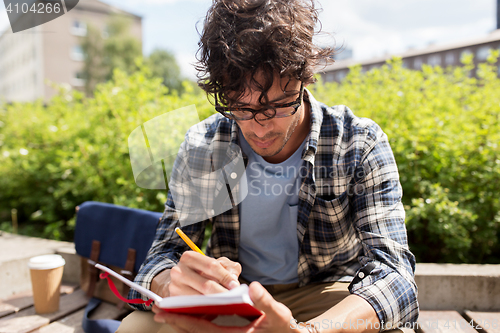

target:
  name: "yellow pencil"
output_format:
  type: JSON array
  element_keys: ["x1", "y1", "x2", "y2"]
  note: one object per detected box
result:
[{"x1": 175, "y1": 227, "x2": 205, "y2": 256}]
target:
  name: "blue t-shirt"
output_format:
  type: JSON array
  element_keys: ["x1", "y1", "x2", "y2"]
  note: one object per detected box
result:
[{"x1": 238, "y1": 131, "x2": 307, "y2": 284}]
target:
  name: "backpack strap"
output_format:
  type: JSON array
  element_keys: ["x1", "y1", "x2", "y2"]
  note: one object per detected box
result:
[
  {"x1": 87, "y1": 240, "x2": 101, "y2": 298},
  {"x1": 117, "y1": 248, "x2": 136, "y2": 310}
]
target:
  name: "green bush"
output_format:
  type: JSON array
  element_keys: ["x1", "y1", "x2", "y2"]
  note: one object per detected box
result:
[
  {"x1": 1, "y1": 55, "x2": 499, "y2": 263},
  {"x1": 0, "y1": 61, "x2": 214, "y2": 240},
  {"x1": 311, "y1": 52, "x2": 500, "y2": 263}
]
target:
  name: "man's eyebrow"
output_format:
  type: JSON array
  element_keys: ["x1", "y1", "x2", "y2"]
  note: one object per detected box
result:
[
  {"x1": 231, "y1": 93, "x2": 291, "y2": 107},
  {"x1": 268, "y1": 93, "x2": 291, "y2": 103},
  {"x1": 268, "y1": 83, "x2": 301, "y2": 103},
  {"x1": 229, "y1": 87, "x2": 297, "y2": 107},
  {"x1": 254, "y1": 91, "x2": 297, "y2": 105}
]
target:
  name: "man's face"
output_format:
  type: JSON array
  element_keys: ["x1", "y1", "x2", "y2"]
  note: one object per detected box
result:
[{"x1": 233, "y1": 76, "x2": 309, "y2": 164}]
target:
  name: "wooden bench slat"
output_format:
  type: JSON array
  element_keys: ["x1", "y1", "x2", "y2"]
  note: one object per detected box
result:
[
  {"x1": 0, "y1": 315, "x2": 50, "y2": 333},
  {"x1": 0, "y1": 284, "x2": 80, "y2": 319},
  {"x1": 464, "y1": 311, "x2": 500, "y2": 333},
  {"x1": 34, "y1": 321, "x2": 79, "y2": 333},
  {"x1": 59, "y1": 284, "x2": 79, "y2": 295},
  {"x1": 11, "y1": 298, "x2": 129, "y2": 333},
  {"x1": 30, "y1": 309, "x2": 86, "y2": 333},
  {"x1": 0, "y1": 291, "x2": 34, "y2": 319},
  {"x1": 0, "y1": 289, "x2": 89, "y2": 333},
  {"x1": 417, "y1": 311, "x2": 478, "y2": 333},
  {"x1": 400, "y1": 329, "x2": 417, "y2": 333},
  {"x1": 57, "y1": 308, "x2": 86, "y2": 330},
  {"x1": 32, "y1": 301, "x2": 130, "y2": 333}
]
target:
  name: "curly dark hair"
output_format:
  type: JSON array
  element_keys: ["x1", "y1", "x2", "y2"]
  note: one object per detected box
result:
[{"x1": 196, "y1": 0, "x2": 335, "y2": 107}]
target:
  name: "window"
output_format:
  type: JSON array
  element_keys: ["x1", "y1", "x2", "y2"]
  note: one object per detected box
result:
[
  {"x1": 476, "y1": 46, "x2": 491, "y2": 61},
  {"x1": 71, "y1": 45, "x2": 85, "y2": 61},
  {"x1": 71, "y1": 20, "x2": 87, "y2": 36},
  {"x1": 72, "y1": 71, "x2": 86, "y2": 87},
  {"x1": 336, "y1": 70, "x2": 347, "y2": 81},
  {"x1": 445, "y1": 52, "x2": 455, "y2": 65},
  {"x1": 414, "y1": 57, "x2": 423, "y2": 69},
  {"x1": 428, "y1": 54, "x2": 441, "y2": 66}
]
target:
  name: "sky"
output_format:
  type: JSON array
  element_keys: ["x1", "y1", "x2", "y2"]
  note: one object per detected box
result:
[{"x1": 0, "y1": 0, "x2": 497, "y2": 79}]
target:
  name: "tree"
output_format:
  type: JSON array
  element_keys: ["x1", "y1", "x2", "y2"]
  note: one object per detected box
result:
[
  {"x1": 81, "y1": 14, "x2": 142, "y2": 96},
  {"x1": 147, "y1": 49, "x2": 184, "y2": 93},
  {"x1": 102, "y1": 15, "x2": 142, "y2": 79},
  {"x1": 80, "y1": 25, "x2": 106, "y2": 96}
]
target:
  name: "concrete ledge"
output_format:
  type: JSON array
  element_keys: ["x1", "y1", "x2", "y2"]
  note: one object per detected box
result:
[
  {"x1": 2, "y1": 232, "x2": 500, "y2": 313},
  {"x1": 415, "y1": 263, "x2": 500, "y2": 312},
  {"x1": 0, "y1": 232, "x2": 80, "y2": 299}
]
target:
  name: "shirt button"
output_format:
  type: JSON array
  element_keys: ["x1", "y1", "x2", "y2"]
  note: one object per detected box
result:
[
  {"x1": 209, "y1": 209, "x2": 215, "y2": 215},
  {"x1": 230, "y1": 172, "x2": 237, "y2": 179},
  {"x1": 358, "y1": 272, "x2": 365, "y2": 279}
]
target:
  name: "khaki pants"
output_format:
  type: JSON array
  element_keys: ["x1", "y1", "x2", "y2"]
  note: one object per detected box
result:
[{"x1": 116, "y1": 281, "x2": 351, "y2": 333}]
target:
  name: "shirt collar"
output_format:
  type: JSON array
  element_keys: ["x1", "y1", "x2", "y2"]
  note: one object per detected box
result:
[{"x1": 301, "y1": 88, "x2": 323, "y2": 163}]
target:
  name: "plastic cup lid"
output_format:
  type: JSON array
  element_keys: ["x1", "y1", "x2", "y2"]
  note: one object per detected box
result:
[{"x1": 28, "y1": 254, "x2": 66, "y2": 270}]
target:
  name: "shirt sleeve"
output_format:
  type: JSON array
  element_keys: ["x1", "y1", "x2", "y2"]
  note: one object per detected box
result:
[
  {"x1": 128, "y1": 139, "x2": 209, "y2": 311},
  {"x1": 348, "y1": 122, "x2": 419, "y2": 330}
]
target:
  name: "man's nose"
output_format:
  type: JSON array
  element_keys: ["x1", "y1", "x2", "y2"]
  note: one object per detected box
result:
[{"x1": 250, "y1": 117, "x2": 273, "y2": 138}]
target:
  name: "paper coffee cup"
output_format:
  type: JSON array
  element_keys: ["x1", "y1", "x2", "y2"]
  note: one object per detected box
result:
[{"x1": 28, "y1": 254, "x2": 66, "y2": 314}]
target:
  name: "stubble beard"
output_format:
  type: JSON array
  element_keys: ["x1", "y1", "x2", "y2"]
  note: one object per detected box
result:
[{"x1": 249, "y1": 110, "x2": 301, "y2": 158}]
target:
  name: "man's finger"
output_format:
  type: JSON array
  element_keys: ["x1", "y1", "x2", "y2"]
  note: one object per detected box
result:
[
  {"x1": 248, "y1": 281, "x2": 272, "y2": 312},
  {"x1": 182, "y1": 251, "x2": 239, "y2": 290},
  {"x1": 171, "y1": 263, "x2": 228, "y2": 295},
  {"x1": 217, "y1": 257, "x2": 242, "y2": 277},
  {"x1": 249, "y1": 281, "x2": 290, "y2": 321}
]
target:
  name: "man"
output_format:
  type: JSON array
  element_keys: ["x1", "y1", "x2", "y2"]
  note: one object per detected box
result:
[{"x1": 117, "y1": 0, "x2": 419, "y2": 332}]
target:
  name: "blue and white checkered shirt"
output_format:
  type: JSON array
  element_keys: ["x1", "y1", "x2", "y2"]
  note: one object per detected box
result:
[{"x1": 129, "y1": 89, "x2": 419, "y2": 329}]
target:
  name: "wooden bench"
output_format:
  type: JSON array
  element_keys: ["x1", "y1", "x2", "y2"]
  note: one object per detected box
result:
[
  {"x1": 464, "y1": 311, "x2": 500, "y2": 333},
  {"x1": 0, "y1": 284, "x2": 130, "y2": 333},
  {"x1": 417, "y1": 310, "x2": 500, "y2": 333}
]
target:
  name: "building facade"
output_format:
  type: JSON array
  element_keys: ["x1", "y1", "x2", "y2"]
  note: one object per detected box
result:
[
  {"x1": 0, "y1": 0, "x2": 142, "y2": 103},
  {"x1": 319, "y1": 29, "x2": 500, "y2": 84}
]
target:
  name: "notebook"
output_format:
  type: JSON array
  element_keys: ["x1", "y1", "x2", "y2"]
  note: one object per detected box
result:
[{"x1": 95, "y1": 263, "x2": 263, "y2": 320}]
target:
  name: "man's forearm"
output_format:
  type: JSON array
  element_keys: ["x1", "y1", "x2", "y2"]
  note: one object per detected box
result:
[
  {"x1": 151, "y1": 268, "x2": 172, "y2": 298},
  {"x1": 306, "y1": 294, "x2": 380, "y2": 333}
]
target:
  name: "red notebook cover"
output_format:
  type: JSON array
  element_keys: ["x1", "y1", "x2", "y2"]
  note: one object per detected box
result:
[{"x1": 162, "y1": 303, "x2": 263, "y2": 320}]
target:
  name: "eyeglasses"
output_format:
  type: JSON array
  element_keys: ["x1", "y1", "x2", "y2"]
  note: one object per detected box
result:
[{"x1": 215, "y1": 82, "x2": 304, "y2": 121}]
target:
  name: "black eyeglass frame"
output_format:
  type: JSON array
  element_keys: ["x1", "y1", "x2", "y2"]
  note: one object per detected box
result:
[{"x1": 215, "y1": 82, "x2": 304, "y2": 121}]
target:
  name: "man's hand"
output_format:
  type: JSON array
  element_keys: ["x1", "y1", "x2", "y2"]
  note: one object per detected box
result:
[
  {"x1": 153, "y1": 281, "x2": 304, "y2": 333},
  {"x1": 151, "y1": 268, "x2": 172, "y2": 298},
  {"x1": 151, "y1": 251, "x2": 242, "y2": 298}
]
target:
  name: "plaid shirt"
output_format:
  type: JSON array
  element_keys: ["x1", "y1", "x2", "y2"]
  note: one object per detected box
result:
[{"x1": 130, "y1": 90, "x2": 419, "y2": 329}]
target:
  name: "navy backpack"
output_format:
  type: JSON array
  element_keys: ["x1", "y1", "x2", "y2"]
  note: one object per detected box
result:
[{"x1": 74, "y1": 201, "x2": 162, "y2": 333}]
